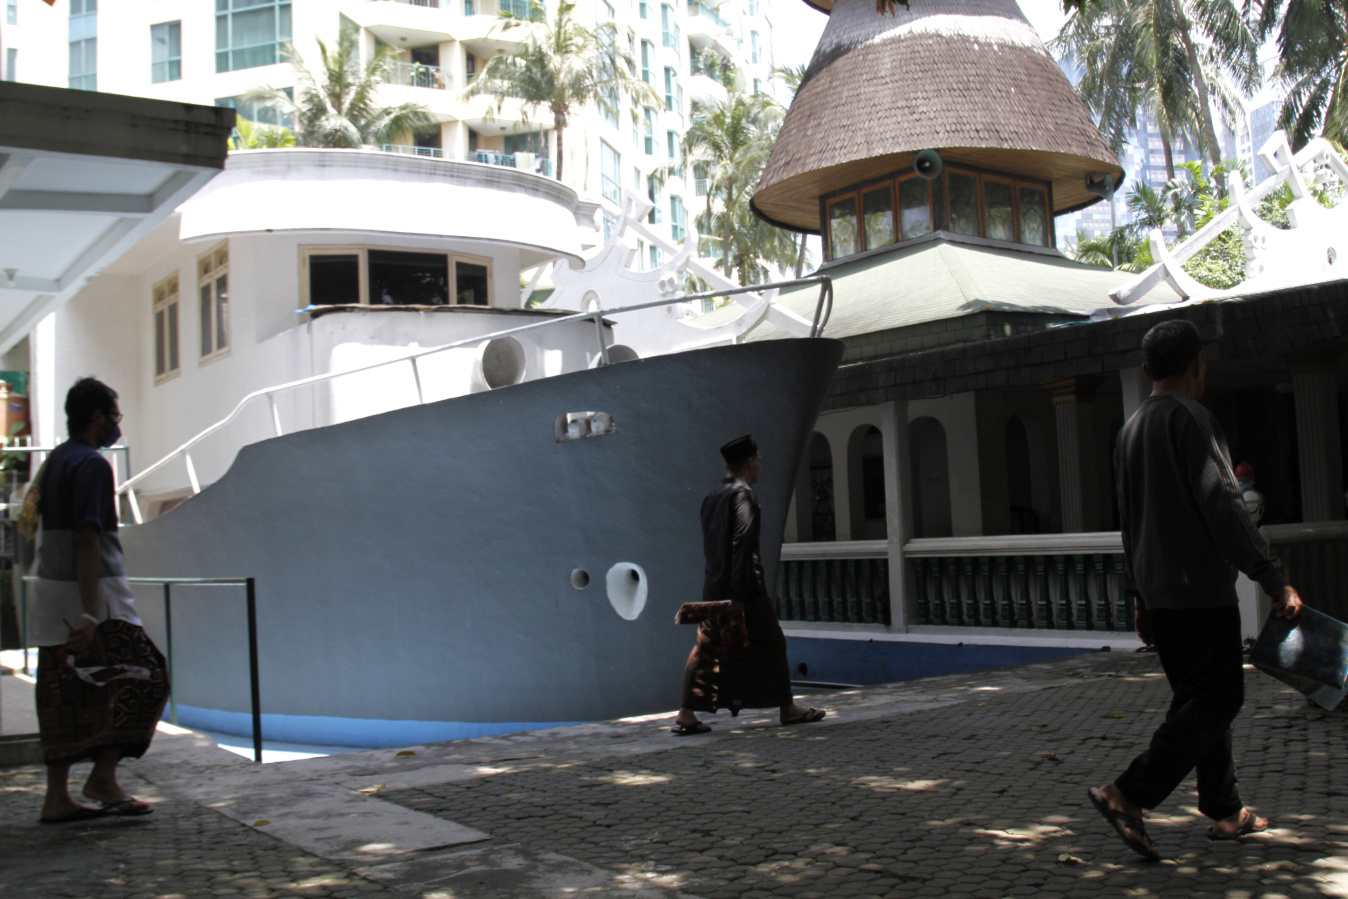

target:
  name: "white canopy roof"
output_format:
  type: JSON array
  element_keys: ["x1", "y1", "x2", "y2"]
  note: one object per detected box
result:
[{"x1": 0, "y1": 82, "x2": 233, "y2": 353}]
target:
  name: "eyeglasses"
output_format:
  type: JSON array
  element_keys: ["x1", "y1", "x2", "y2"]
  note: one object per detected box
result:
[{"x1": 105, "y1": 411, "x2": 124, "y2": 424}]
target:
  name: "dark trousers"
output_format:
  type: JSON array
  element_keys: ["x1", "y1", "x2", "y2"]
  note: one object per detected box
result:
[{"x1": 1115, "y1": 605, "x2": 1245, "y2": 821}]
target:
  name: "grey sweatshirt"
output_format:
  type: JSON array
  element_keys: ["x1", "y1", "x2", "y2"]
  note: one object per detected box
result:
[{"x1": 1114, "y1": 394, "x2": 1289, "y2": 610}]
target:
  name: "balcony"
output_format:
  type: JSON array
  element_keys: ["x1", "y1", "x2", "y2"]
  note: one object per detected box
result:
[
  {"x1": 360, "y1": 0, "x2": 456, "y2": 46},
  {"x1": 464, "y1": 0, "x2": 536, "y2": 17},
  {"x1": 384, "y1": 61, "x2": 452, "y2": 90},
  {"x1": 380, "y1": 143, "x2": 554, "y2": 177},
  {"x1": 687, "y1": 0, "x2": 732, "y2": 32},
  {"x1": 686, "y1": 0, "x2": 736, "y2": 54}
]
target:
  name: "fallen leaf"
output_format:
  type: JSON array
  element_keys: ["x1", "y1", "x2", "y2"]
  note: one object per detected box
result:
[
  {"x1": 977, "y1": 702, "x2": 988, "y2": 707},
  {"x1": 1043, "y1": 752, "x2": 1059, "y2": 761},
  {"x1": 357, "y1": 785, "x2": 385, "y2": 794},
  {"x1": 1057, "y1": 853, "x2": 1085, "y2": 865},
  {"x1": 253, "y1": 820, "x2": 270, "y2": 827},
  {"x1": 1104, "y1": 712, "x2": 1127, "y2": 719},
  {"x1": 395, "y1": 750, "x2": 417, "y2": 758}
]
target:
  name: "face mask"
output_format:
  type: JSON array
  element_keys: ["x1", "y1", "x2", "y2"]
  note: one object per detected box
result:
[{"x1": 101, "y1": 420, "x2": 121, "y2": 448}]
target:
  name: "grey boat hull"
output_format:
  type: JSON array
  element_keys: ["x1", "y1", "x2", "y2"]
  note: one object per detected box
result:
[{"x1": 122, "y1": 339, "x2": 844, "y2": 746}]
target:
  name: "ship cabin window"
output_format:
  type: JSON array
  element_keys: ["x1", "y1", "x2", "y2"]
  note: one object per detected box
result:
[
  {"x1": 301, "y1": 247, "x2": 494, "y2": 308},
  {"x1": 822, "y1": 166, "x2": 1054, "y2": 261},
  {"x1": 152, "y1": 273, "x2": 181, "y2": 383}
]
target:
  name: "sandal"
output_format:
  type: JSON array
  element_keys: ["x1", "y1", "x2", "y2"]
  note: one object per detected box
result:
[
  {"x1": 1087, "y1": 787, "x2": 1160, "y2": 862},
  {"x1": 781, "y1": 707, "x2": 826, "y2": 726},
  {"x1": 670, "y1": 721, "x2": 712, "y2": 736},
  {"x1": 1207, "y1": 809, "x2": 1269, "y2": 840},
  {"x1": 96, "y1": 797, "x2": 154, "y2": 817}
]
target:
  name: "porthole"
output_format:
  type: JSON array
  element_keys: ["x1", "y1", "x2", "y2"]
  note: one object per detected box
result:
[
  {"x1": 606, "y1": 562, "x2": 647, "y2": 620},
  {"x1": 475, "y1": 336, "x2": 526, "y2": 389},
  {"x1": 570, "y1": 569, "x2": 590, "y2": 590}
]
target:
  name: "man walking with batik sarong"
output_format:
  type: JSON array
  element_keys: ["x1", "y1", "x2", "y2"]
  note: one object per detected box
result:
[
  {"x1": 31, "y1": 378, "x2": 168, "y2": 823},
  {"x1": 672, "y1": 434, "x2": 826, "y2": 735}
]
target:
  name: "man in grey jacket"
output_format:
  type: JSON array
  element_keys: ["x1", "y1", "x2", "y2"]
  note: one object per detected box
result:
[{"x1": 1088, "y1": 320, "x2": 1303, "y2": 861}]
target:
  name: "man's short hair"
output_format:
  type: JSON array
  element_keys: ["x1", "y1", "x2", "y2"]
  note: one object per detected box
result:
[
  {"x1": 65, "y1": 377, "x2": 118, "y2": 435},
  {"x1": 1142, "y1": 320, "x2": 1203, "y2": 381}
]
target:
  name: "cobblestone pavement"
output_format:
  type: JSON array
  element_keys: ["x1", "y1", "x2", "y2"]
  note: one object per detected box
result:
[{"x1": 3, "y1": 652, "x2": 1347, "y2": 898}]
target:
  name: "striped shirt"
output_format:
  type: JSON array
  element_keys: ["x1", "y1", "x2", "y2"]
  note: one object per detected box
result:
[{"x1": 30, "y1": 439, "x2": 139, "y2": 646}]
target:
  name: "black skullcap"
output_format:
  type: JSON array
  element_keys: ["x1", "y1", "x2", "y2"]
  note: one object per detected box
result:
[{"x1": 720, "y1": 434, "x2": 758, "y2": 468}]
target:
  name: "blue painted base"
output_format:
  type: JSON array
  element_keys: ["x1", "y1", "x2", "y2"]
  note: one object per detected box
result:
[
  {"x1": 785, "y1": 636, "x2": 1102, "y2": 686},
  {"x1": 167, "y1": 704, "x2": 583, "y2": 748}
]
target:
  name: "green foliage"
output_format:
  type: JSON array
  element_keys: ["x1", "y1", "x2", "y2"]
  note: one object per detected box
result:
[
  {"x1": 245, "y1": 23, "x2": 434, "y2": 148},
  {"x1": 1181, "y1": 225, "x2": 1245, "y2": 289},
  {"x1": 1254, "y1": 1, "x2": 1348, "y2": 149},
  {"x1": 228, "y1": 117, "x2": 296, "y2": 150},
  {"x1": 463, "y1": 0, "x2": 658, "y2": 182},
  {"x1": 683, "y1": 91, "x2": 802, "y2": 284}
]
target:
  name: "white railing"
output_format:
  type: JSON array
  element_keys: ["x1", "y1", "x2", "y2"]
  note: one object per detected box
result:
[
  {"x1": 117, "y1": 277, "x2": 834, "y2": 523},
  {"x1": 384, "y1": 61, "x2": 451, "y2": 90}
]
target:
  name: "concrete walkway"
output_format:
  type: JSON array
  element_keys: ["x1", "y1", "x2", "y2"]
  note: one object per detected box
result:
[{"x1": 2, "y1": 651, "x2": 1346, "y2": 898}]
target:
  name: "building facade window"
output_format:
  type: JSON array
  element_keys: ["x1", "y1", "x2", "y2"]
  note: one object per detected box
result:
[
  {"x1": 4, "y1": 48, "x2": 14, "y2": 82},
  {"x1": 664, "y1": 67, "x2": 677, "y2": 112},
  {"x1": 748, "y1": 0, "x2": 757, "y2": 15},
  {"x1": 6, "y1": 0, "x2": 15, "y2": 26},
  {"x1": 647, "y1": 175, "x2": 661, "y2": 224},
  {"x1": 301, "y1": 246, "x2": 493, "y2": 307},
  {"x1": 640, "y1": 39, "x2": 653, "y2": 83},
  {"x1": 153, "y1": 274, "x2": 181, "y2": 383},
  {"x1": 644, "y1": 109, "x2": 655, "y2": 154},
  {"x1": 197, "y1": 243, "x2": 230, "y2": 364},
  {"x1": 600, "y1": 141, "x2": 622, "y2": 205},
  {"x1": 639, "y1": 0, "x2": 648, "y2": 17},
  {"x1": 649, "y1": 244, "x2": 661, "y2": 268},
  {"x1": 667, "y1": 130, "x2": 682, "y2": 176},
  {"x1": 750, "y1": 30, "x2": 759, "y2": 63},
  {"x1": 603, "y1": 211, "x2": 618, "y2": 244},
  {"x1": 216, "y1": 91, "x2": 292, "y2": 127},
  {"x1": 151, "y1": 21, "x2": 182, "y2": 83},
  {"x1": 670, "y1": 195, "x2": 686, "y2": 242},
  {"x1": 661, "y1": 4, "x2": 678, "y2": 49},
  {"x1": 600, "y1": 85, "x2": 619, "y2": 127},
  {"x1": 69, "y1": 0, "x2": 97, "y2": 91},
  {"x1": 216, "y1": 0, "x2": 292, "y2": 73}
]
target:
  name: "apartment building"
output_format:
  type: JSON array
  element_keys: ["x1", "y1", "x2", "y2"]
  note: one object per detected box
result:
[{"x1": 0, "y1": 0, "x2": 777, "y2": 261}]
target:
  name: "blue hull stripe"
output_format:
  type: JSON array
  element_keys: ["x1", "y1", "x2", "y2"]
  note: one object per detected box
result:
[{"x1": 168, "y1": 704, "x2": 584, "y2": 748}]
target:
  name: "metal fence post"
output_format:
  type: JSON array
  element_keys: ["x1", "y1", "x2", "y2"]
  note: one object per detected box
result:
[
  {"x1": 163, "y1": 582, "x2": 177, "y2": 726},
  {"x1": 245, "y1": 577, "x2": 262, "y2": 764}
]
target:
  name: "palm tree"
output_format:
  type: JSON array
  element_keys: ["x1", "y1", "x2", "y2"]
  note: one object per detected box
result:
[
  {"x1": 463, "y1": 0, "x2": 657, "y2": 182},
  {"x1": 1255, "y1": 1, "x2": 1348, "y2": 149},
  {"x1": 682, "y1": 91, "x2": 784, "y2": 281},
  {"x1": 1052, "y1": 0, "x2": 1259, "y2": 177},
  {"x1": 228, "y1": 118, "x2": 296, "y2": 150},
  {"x1": 246, "y1": 23, "x2": 434, "y2": 149},
  {"x1": 772, "y1": 63, "x2": 813, "y2": 276}
]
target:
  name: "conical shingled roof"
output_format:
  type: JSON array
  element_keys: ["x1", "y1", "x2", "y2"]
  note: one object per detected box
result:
[{"x1": 752, "y1": 0, "x2": 1123, "y2": 232}]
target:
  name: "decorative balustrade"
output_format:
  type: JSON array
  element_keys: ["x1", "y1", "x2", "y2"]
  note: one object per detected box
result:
[
  {"x1": 687, "y1": 0, "x2": 733, "y2": 32},
  {"x1": 906, "y1": 533, "x2": 1129, "y2": 631},
  {"x1": 778, "y1": 541, "x2": 890, "y2": 624}
]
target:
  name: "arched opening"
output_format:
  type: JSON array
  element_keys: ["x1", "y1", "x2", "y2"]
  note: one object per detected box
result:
[
  {"x1": 848, "y1": 425, "x2": 887, "y2": 540},
  {"x1": 1006, "y1": 415, "x2": 1040, "y2": 534},
  {"x1": 909, "y1": 417, "x2": 952, "y2": 538},
  {"x1": 793, "y1": 432, "x2": 836, "y2": 542}
]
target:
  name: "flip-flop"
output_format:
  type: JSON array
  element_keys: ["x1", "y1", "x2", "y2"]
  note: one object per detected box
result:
[
  {"x1": 97, "y1": 797, "x2": 154, "y2": 817},
  {"x1": 39, "y1": 805, "x2": 107, "y2": 825},
  {"x1": 781, "y1": 707, "x2": 826, "y2": 726},
  {"x1": 1087, "y1": 786, "x2": 1160, "y2": 862},
  {"x1": 1207, "y1": 809, "x2": 1269, "y2": 841},
  {"x1": 670, "y1": 722, "x2": 712, "y2": 736}
]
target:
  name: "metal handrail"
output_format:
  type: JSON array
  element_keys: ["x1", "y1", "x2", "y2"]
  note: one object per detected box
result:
[
  {"x1": 20, "y1": 574, "x2": 263, "y2": 763},
  {"x1": 116, "y1": 277, "x2": 833, "y2": 520}
]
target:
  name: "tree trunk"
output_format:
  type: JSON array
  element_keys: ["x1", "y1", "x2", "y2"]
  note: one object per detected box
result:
[
  {"x1": 721, "y1": 177, "x2": 735, "y2": 279},
  {"x1": 554, "y1": 111, "x2": 567, "y2": 182},
  {"x1": 1172, "y1": 2, "x2": 1224, "y2": 192},
  {"x1": 1159, "y1": 121, "x2": 1184, "y2": 237}
]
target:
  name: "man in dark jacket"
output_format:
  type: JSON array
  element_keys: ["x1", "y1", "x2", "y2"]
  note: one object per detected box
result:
[
  {"x1": 1088, "y1": 320, "x2": 1303, "y2": 860},
  {"x1": 672, "y1": 435, "x2": 826, "y2": 734}
]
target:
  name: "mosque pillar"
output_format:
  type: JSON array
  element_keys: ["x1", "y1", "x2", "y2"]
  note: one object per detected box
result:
[
  {"x1": 1293, "y1": 359, "x2": 1345, "y2": 522},
  {"x1": 1047, "y1": 378, "x2": 1099, "y2": 534},
  {"x1": 880, "y1": 398, "x2": 912, "y2": 629}
]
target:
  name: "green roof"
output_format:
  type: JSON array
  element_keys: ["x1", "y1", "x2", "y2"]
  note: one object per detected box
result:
[{"x1": 693, "y1": 236, "x2": 1175, "y2": 342}]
